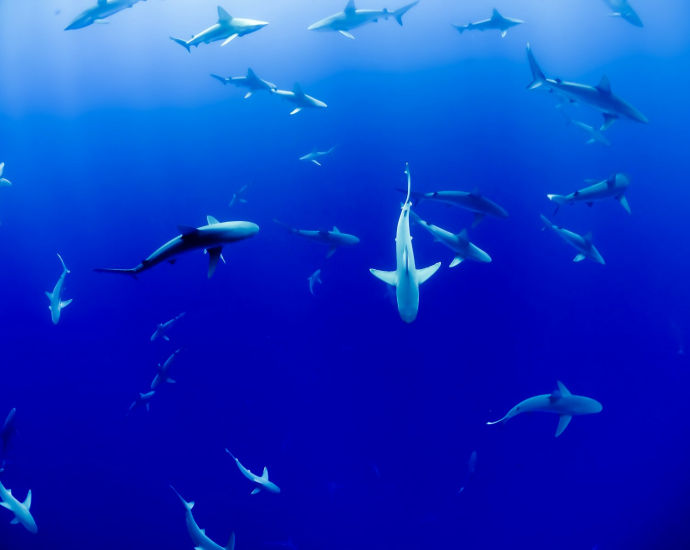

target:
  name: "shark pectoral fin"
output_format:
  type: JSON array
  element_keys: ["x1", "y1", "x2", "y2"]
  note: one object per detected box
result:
[
  {"x1": 289, "y1": 107, "x2": 302, "y2": 115},
  {"x1": 370, "y1": 269, "x2": 397, "y2": 286},
  {"x1": 244, "y1": 91, "x2": 252, "y2": 99},
  {"x1": 10, "y1": 517, "x2": 19, "y2": 525},
  {"x1": 226, "y1": 532, "x2": 236, "y2": 550},
  {"x1": 311, "y1": 160, "x2": 321, "y2": 166},
  {"x1": 472, "y1": 213, "x2": 485, "y2": 228},
  {"x1": 617, "y1": 194, "x2": 631, "y2": 214},
  {"x1": 555, "y1": 415, "x2": 572, "y2": 437},
  {"x1": 0, "y1": 178, "x2": 11, "y2": 187},
  {"x1": 163, "y1": 335, "x2": 170, "y2": 341},
  {"x1": 239, "y1": 198, "x2": 247, "y2": 203},
  {"x1": 450, "y1": 255, "x2": 464, "y2": 268},
  {"x1": 586, "y1": 138, "x2": 596, "y2": 145},
  {"x1": 501, "y1": 30, "x2": 507, "y2": 37},
  {"x1": 251, "y1": 487, "x2": 262, "y2": 495},
  {"x1": 0, "y1": 502, "x2": 10, "y2": 509},
  {"x1": 417, "y1": 262, "x2": 442, "y2": 284},
  {"x1": 167, "y1": 378, "x2": 176, "y2": 384},
  {"x1": 339, "y1": 30, "x2": 355, "y2": 39},
  {"x1": 207, "y1": 247, "x2": 223, "y2": 278},
  {"x1": 45, "y1": 291, "x2": 53, "y2": 299},
  {"x1": 326, "y1": 246, "x2": 337, "y2": 258},
  {"x1": 601, "y1": 114, "x2": 618, "y2": 131},
  {"x1": 221, "y1": 34, "x2": 239, "y2": 46},
  {"x1": 60, "y1": 299, "x2": 73, "y2": 309},
  {"x1": 574, "y1": 254, "x2": 586, "y2": 262}
]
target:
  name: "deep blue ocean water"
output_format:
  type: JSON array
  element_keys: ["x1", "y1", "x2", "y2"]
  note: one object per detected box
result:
[{"x1": 1, "y1": 1, "x2": 690, "y2": 549}]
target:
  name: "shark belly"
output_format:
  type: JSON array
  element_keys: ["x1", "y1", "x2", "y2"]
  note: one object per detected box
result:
[{"x1": 396, "y1": 269, "x2": 419, "y2": 323}]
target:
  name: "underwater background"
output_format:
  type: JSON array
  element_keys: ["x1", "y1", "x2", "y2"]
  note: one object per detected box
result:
[{"x1": 1, "y1": 0, "x2": 690, "y2": 548}]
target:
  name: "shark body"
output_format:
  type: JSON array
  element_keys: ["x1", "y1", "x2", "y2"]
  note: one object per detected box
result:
[
  {"x1": 452, "y1": 9, "x2": 523, "y2": 38},
  {"x1": 211, "y1": 69, "x2": 276, "y2": 99},
  {"x1": 226, "y1": 450, "x2": 281, "y2": 494},
  {"x1": 65, "y1": 0, "x2": 146, "y2": 30},
  {"x1": 548, "y1": 173, "x2": 631, "y2": 214},
  {"x1": 0, "y1": 478, "x2": 37, "y2": 533},
  {"x1": 540, "y1": 215, "x2": 605, "y2": 264},
  {"x1": 274, "y1": 220, "x2": 359, "y2": 258},
  {"x1": 46, "y1": 254, "x2": 72, "y2": 325},
  {"x1": 308, "y1": 0, "x2": 419, "y2": 39}
]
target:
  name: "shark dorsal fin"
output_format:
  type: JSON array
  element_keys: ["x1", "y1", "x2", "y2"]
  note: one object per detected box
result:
[
  {"x1": 207, "y1": 215, "x2": 220, "y2": 225},
  {"x1": 491, "y1": 8, "x2": 502, "y2": 20},
  {"x1": 606, "y1": 173, "x2": 617, "y2": 187},
  {"x1": 218, "y1": 6, "x2": 233, "y2": 22},
  {"x1": 470, "y1": 187, "x2": 482, "y2": 197},
  {"x1": 333, "y1": 226, "x2": 340, "y2": 233},
  {"x1": 457, "y1": 228, "x2": 468, "y2": 242},
  {"x1": 226, "y1": 532, "x2": 236, "y2": 550},
  {"x1": 293, "y1": 83, "x2": 304, "y2": 96},
  {"x1": 178, "y1": 225, "x2": 199, "y2": 237},
  {"x1": 549, "y1": 389, "x2": 562, "y2": 402},
  {"x1": 345, "y1": 0, "x2": 356, "y2": 12},
  {"x1": 98, "y1": 0, "x2": 107, "y2": 5},
  {"x1": 188, "y1": 501, "x2": 195, "y2": 509},
  {"x1": 556, "y1": 381, "x2": 572, "y2": 397},
  {"x1": 583, "y1": 232, "x2": 593, "y2": 244},
  {"x1": 261, "y1": 467, "x2": 269, "y2": 480},
  {"x1": 596, "y1": 75, "x2": 611, "y2": 95},
  {"x1": 246, "y1": 68, "x2": 256, "y2": 78}
]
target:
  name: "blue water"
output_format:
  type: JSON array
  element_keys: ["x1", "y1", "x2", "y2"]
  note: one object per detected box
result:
[{"x1": 1, "y1": 0, "x2": 690, "y2": 548}]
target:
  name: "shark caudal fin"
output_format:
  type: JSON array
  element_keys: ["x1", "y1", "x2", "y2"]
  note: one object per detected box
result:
[
  {"x1": 539, "y1": 214, "x2": 554, "y2": 230},
  {"x1": 547, "y1": 194, "x2": 567, "y2": 215},
  {"x1": 451, "y1": 23, "x2": 467, "y2": 34},
  {"x1": 57, "y1": 253, "x2": 70, "y2": 274},
  {"x1": 526, "y1": 43, "x2": 546, "y2": 90},
  {"x1": 210, "y1": 74, "x2": 228, "y2": 85},
  {"x1": 393, "y1": 1, "x2": 418, "y2": 26},
  {"x1": 273, "y1": 219, "x2": 297, "y2": 234},
  {"x1": 170, "y1": 37, "x2": 191, "y2": 52},
  {"x1": 93, "y1": 268, "x2": 139, "y2": 280},
  {"x1": 487, "y1": 413, "x2": 510, "y2": 426},
  {"x1": 226, "y1": 532, "x2": 236, "y2": 550}
]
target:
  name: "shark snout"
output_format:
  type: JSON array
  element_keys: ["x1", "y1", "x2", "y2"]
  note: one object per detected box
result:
[{"x1": 65, "y1": 16, "x2": 91, "y2": 30}]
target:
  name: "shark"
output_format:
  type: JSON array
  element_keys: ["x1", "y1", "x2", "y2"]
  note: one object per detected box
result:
[
  {"x1": 409, "y1": 211, "x2": 491, "y2": 267},
  {"x1": 46, "y1": 254, "x2": 72, "y2": 325},
  {"x1": 601, "y1": 0, "x2": 643, "y2": 27},
  {"x1": 210, "y1": 69, "x2": 276, "y2": 99},
  {"x1": 527, "y1": 43, "x2": 648, "y2": 130},
  {"x1": 487, "y1": 381, "x2": 602, "y2": 437},
  {"x1": 561, "y1": 111, "x2": 610, "y2": 146},
  {"x1": 94, "y1": 216, "x2": 259, "y2": 279},
  {"x1": 126, "y1": 391, "x2": 155, "y2": 417},
  {"x1": 229, "y1": 182, "x2": 254, "y2": 208},
  {"x1": 404, "y1": 188, "x2": 508, "y2": 228},
  {"x1": 170, "y1": 486, "x2": 236, "y2": 550},
  {"x1": 548, "y1": 173, "x2": 631, "y2": 214},
  {"x1": 272, "y1": 84, "x2": 327, "y2": 115},
  {"x1": 273, "y1": 220, "x2": 359, "y2": 258},
  {"x1": 459, "y1": 450, "x2": 477, "y2": 493},
  {"x1": 151, "y1": 349, "x2": 182, "y2": 390},
  {"x1": 65, "y1": 0, "x2": 147, "y2": 31},
  {"x1": 299, "y1": 146, "x2": 337, "y2": 166},
  {"x1": 0, "y1": 163, "x2": 11, "y2": 187},
  {"x1": 307, "y1": 0, "x2": 419, "y2": 39},
  {"x1": 308, "y1": 269, "x2": 322, "y2": 295},
  {"x1": 540, "y1": 214, "x2": 605, "y2": 264},
  {"x1": 370, "y1": 164, "x2": 441, "y2": 323},
  {"x1": 0, "y1": 478, "x2": 37, "y2": 533},
  {"x1": 226, "y1": 450, "x2": 281, "y2": 495},
  {"x1": 452, "y1": 9, "x2": 523, "y2": 38},
  {"x1": 1, "y1": 409, "x2": 17, "y2": 466},
  {"x1": 170, "y1": 6, "x2": 268, "y2": 52},
  {"x1": 151, "y1": 312, "x2": 185, "y2": 342}
]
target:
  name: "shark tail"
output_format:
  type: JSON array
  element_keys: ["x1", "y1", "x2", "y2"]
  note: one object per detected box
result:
[
  {"x1": 486, "y1": 414, "x2": 509, "y2": 426},
  {"x1": 93, "y1": 268, "x2": 139, "y2": 280},
  {"x1": 397, "y1": 188, "x2": 425, "y2": 206},
  {"x1": 526, "y1": 43, "x2": 546, "y2": 90},
  {"x1": 393, "y1": 1, "x2": 419, "y2": 26},
  {"x1": 210, "y1": 74, "x2": 228, "y2": 85},
  {"x1": 451, "y1": 23, "x2": 466, "y2": 34},
  {"x1": 273, "y1": 219, "x2": 297, "y2": 234},
  {"x1": 170, "y1": 37, "x2": 191, "y2": 53},
  {"x1": 539, "y1": 213, "x2": 553, "y2": 230},
  {"x1": 57, "y1": 253, "x2": 70, "y2": 274},
  {"x1": 547, "y1": 195, "x2": 567, "y2": 216}
]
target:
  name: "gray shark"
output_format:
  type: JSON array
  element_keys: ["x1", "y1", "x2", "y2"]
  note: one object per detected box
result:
[
  {"x1": 452, "y1": 9, "x2": 523, "y2": 38},
  {"x1": 405, "y1": 188, "x2": 508, "y2": 228},
  {"x1": 226, "y1": 450, "x2": 281, "y2": 495},
  {"x1": 46, "y1": 254, "x2": 72, "y2": 325},
  {"x1": 548, "y1": 173, "x2": 631, "y2": 214},
  {"x1": 1, "y1": 409, "x2": 16, "y2": 463},
  {"x1": 0, "y1": 478, "x2": 37, "y2": 534},
  {"x1": 527, "y1": 43, "x2": 648, "y2": 130},
  {"x1": 170, "y1": 486, "x2": 235, "y2": 550},
  {"x1": 370, "y1": 164, "x2": 441, "y2": 323},
  {"x1": 65, "y1": 0, "x2": 147, "y2": 31},
  {"x1": 561, "y1": 111, "x2": 610, "y2": 146},
  {"x1": 229, "y1": 182, "x2": 254, "y2": 208},
  {"x1": 274, "y1": 220, "x2": 359, "y2": 258},
  {"x1": 601, "y1": 0, "x2": 643, "y2": 27},
  {"x1": 151, "y1": 349, "x2": 182, "y2": 390},
  {"x1": 126, "y1": 391, "x2": 155, "y2": 417},
  {"x1": 487, "y1": 381, "x2": 602, "y2": 437},
  {"x1": 409, "y1": 211, "x2": 490, "y2": 267},
  {"x1": 540, "y1": 214, "x2": 605, "y2": 264},
  {"x1": 211, "y1": 69, "x2": 276, "y2": 99},
  {"x1": 94, "y1": 216, "x2": 259, "y2": 279},
  {"x1": 170, "y1": 6, "x2": 268, "y2": 52},
  {"x1": 272, "y1": 84, "x2": 327, "y2": 115},
  {"x1": 151, "y1": 312, "x2": 185, "y2": 342},
  {"x1": 299, "y1": 146, "x2": 337, "y2": 166},
  {"x1": 308, "y1": 269, "x2": 322, "y2": 295},
  {"x1": 0, "y1": 163, "x2": 11, "y2": 187},
  {"x1": 308, "y1": 0, "x2": 419, "y2": 39}
]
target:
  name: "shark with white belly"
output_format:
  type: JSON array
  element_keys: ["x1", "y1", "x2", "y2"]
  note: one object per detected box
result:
[
  {"x1": 210, "y1": 69, "x2": 276, "y2": 99},
  {"x1": 274, "y1": 220, "x2": 359, "y2": 258},
  {"x1": 370, "y1": 164, "x2": 441, "y2": 323},
  {"x1": 272, "y1": 84, "x2": 327, "y2": 115},
  {"x1": 308, "y1": 0, "x2": 419, "y2": 39},
  {"x1": 65, "y1": 0, "x2": 147, "y2": 30},
  {"x1": 46, "y1": 254, "x2": 72, "y2": 325},
  {"x1": 300, "y1": 146, "x2": 337, "y2": 166},
  {"x1": 487, "y1": 381, "x2": 602, "y2": 437},
  {"x1": 94, "y1": 216, "x2": 258, "y2": 279},
  {"x1": 600, "y1": 0, "x2": 643, "y2": 27},
  {"x1": 0, "y1": 478, "x2": 37, "y2": 533},
  {"x1": 540, "y1": 214, "x2": 605, "y2": 264},
  {"x1": 452, "y1": 9, "x2": 523, "y2": 38},
  {"x1": 226, "y1": 450, "x2": 281, "y2": 495},
  {"x1": 548, "y1": 173, "x2": 631, "y2": 214},
  {"x1": 170, "y1": 486, "x2": 235, "y2": 550}
]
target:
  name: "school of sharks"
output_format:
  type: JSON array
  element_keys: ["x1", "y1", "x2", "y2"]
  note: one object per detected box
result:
[{"x1": 0, "y1": 0, "x2": 659, "y2": 549}]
